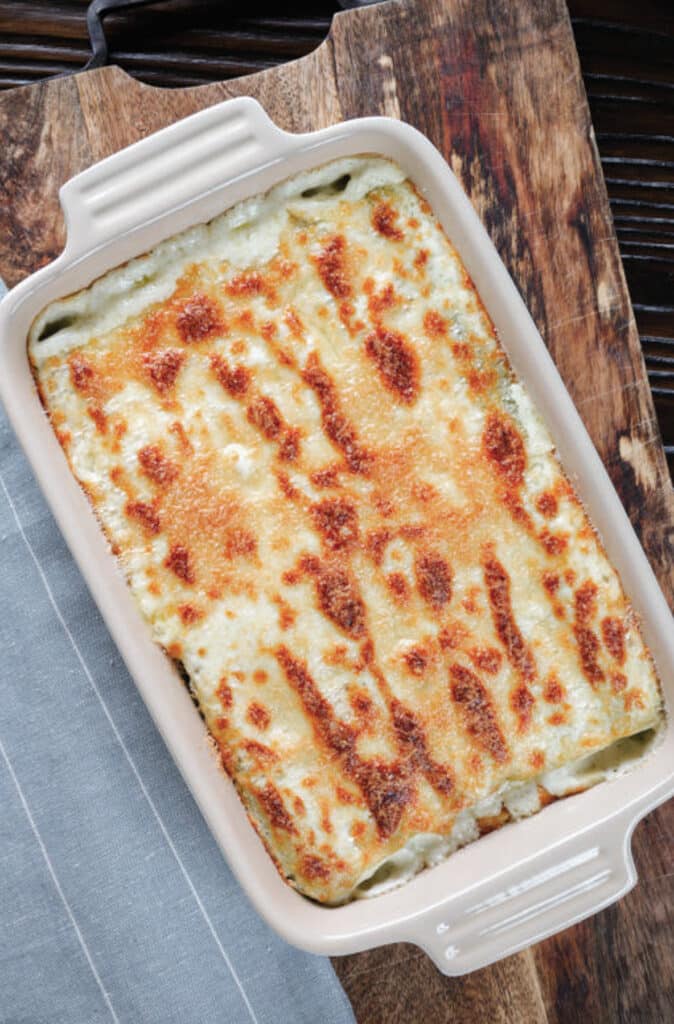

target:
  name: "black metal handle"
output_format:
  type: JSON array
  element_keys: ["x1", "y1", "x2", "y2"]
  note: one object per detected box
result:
[
  {"x1": 85, "y1": 0, "x2": 167, "y2": 70},
  {"x1": 84, "y1": 0, "x2": 386, "y2": 73},
  {"x1": 85, "y1": 1, "x2": 386, "y2": 73}
]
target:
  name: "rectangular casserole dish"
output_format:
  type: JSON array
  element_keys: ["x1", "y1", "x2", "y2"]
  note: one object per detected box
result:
[{"x1": 0, "y1": 97, "x2": 672, "y2": 975}]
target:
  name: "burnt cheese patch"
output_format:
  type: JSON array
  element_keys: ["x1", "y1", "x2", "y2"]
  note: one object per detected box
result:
[
  {"x1": 138, "y1": 444, "x2": 178, "y2": 486},
  {"x1": 302, "y1": 353, "x2": 373, "y2": 474},
  {"x1": 311, "y1": 498, "x2": 359, "y2": 551},
  {"x1": 210, "y1": 353, "x2": 251, "y2": 396},
  {"x1": 372, "y1": 200, "x2": 404, "y2": 241},
  {"x1": 415, "y1": 553, "x2": 453, "y2": 610},
  {"x1": 144, "y1": 348, "x2": 185, "y2": 393},
  {"x1": 364, "y1": 326, "x2": 420, "y2": 404},
  {"x1": 176, "y1": 294, "x2": 223, "y2": 342},
  {"x1": 29, "y1": 155, "x2": 662, "y2": 906},
  {"x1": 482, "y1": 413, "x2": 526, "y2": 488},
  {"x1": 314, "y1": 235, "x2": 352, "y2": 299},
  {"x1": 449, "y1": 664, "x2": 509, "y2": 764}
]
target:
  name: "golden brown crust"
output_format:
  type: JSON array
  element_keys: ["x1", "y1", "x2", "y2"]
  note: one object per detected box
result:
[{"x1": 29, "y1": 158, "x2": 662, "y2": 904}]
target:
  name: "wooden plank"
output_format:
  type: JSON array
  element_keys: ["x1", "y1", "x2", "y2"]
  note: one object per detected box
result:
[
  {"x1": 333, "y1": 944, "x2": 548, "y2": 1024},
  {"x1": 0, "y1": 2, "x2": 670, "y2": 1020}
]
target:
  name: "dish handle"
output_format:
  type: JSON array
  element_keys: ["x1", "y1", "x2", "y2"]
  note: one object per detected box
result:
[
  {"x1": 58, "y1": 97, "x2": 290, "y2": 261},
  {"x1": 404, "y1": 811, "x2": 639, "y2": 976}
]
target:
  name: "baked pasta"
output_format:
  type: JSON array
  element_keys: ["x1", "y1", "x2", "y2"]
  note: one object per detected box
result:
[{"x1": 29, "y1": 156, "x2": 662, "y2": 904}]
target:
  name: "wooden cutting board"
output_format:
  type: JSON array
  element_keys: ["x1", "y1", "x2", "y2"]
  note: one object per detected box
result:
[{"x1": 0, "y1": 1, "x2": 671, "y2": 1020}]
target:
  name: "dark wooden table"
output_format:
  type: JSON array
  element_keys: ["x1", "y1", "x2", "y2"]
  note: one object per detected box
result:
[{"x1": 0, "y1": 3, "x2": 672, "y2": 1023}]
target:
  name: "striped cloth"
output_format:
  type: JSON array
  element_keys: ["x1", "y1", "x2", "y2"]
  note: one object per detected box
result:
[{"x1": 0, "y1": 280, "x2": 355, "y2": 1024}]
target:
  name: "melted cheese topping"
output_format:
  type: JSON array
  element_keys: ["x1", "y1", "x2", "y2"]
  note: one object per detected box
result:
[{"x1": 29, "y1": 157, "x2": 663, "y2": 905}]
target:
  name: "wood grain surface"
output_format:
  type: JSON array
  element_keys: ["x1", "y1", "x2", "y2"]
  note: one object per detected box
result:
[{"x1": 0, "y1": 2, "x2": 671, "y2": 1021}]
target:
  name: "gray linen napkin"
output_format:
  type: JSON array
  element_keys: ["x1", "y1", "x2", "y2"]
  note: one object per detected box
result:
[{"x1": 0, "y1": 278, "x2": 355, "y2": 1024}]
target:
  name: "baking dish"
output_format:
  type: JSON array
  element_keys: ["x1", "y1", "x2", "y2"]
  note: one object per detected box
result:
[{"x1": 0, "y1": 97, "x2": 671, "y2": 975}]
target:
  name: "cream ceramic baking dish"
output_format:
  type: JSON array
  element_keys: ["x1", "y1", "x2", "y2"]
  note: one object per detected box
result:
[{"x1": 0, "y1": 97, "x2": 671, "y2": 975}]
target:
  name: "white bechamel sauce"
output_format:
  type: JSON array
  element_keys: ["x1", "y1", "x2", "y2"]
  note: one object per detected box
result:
[{"x1": 352, "y1": 727, "x2": 660, "y2": 899}]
